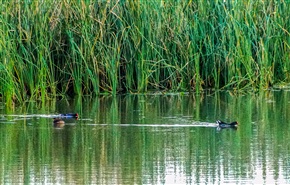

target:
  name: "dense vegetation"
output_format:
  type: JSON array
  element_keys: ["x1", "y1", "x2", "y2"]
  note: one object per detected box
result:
[{"x1": 1, "y1": 0, "x2": 290, "y2": 104}]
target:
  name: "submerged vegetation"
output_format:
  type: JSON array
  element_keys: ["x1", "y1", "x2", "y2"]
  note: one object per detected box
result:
[{"x1": 0, "y1": 0, "x2": 290, "y2": 104}]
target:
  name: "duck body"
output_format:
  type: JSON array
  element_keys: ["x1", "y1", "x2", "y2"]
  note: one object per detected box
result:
[
  {"x1": 59, "y1": 113, "x2": 79, "y2": 119},
  {"x1": 216, "y1": 120, "x2": 238, "y2": 128}
]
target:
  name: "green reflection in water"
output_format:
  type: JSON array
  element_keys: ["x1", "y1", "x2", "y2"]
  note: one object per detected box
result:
[{"x1": 0, "y1": 91, "x2": 290, "y2": 184}]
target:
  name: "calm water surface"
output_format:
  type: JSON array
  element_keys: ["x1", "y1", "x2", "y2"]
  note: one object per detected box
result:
[{"x1": 0, "y1": 91, "x2": 290, "y2": 184}]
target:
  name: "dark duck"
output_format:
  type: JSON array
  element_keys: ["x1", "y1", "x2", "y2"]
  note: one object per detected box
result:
[
  {"x1": 216, "y1": 120, "x2": 238, "y2": 129},
  {"x1": 59, "y1": 113, "x2": 79, "y2": 119}
]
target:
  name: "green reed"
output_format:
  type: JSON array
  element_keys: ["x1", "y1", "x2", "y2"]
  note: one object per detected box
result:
[{"x1": 1, "y1": 0, "x2": 290, "y2": 104}]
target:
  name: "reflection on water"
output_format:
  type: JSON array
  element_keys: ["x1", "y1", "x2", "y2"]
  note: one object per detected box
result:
[{"x1": 0, "y1": 91, "x2": 290, "y2": 184}]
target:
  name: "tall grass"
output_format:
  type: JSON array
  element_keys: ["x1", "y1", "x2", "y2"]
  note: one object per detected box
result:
[{"x1": 1, "y1": 0, "x2": 290, "y2": 104}]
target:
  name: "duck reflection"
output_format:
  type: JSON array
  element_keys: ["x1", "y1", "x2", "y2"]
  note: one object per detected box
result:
[{"x1": 53, "y1": 118, "x2": 65, "y2": 128}]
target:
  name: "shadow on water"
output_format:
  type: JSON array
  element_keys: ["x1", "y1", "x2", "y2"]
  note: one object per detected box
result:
[{"x1": 0, "y1": 91, "x2": 290, "y2": 184}]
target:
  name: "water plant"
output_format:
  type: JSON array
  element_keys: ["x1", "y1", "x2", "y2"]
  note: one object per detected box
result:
[{"x1": 1, "y1": 0, "x2": 290, "y2": 104}]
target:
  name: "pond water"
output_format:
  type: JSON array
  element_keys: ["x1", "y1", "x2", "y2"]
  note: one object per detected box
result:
[{"x1": 0, "y1": 91, "x2": 290, "y2": 184}]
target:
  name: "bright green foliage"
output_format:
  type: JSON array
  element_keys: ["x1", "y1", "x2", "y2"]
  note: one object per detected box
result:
[{"x1": 1, "y1": 0, "x2": 290, "y2": 104}]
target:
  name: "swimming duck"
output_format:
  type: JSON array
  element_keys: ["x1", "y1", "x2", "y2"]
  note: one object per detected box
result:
[
  {"x1": 59, "y1": 113, "x2": 79, "y2": 119},
  {"x1": 53, "y1": 118, "x2": 65, "y2": 128},
  {"x1": 216, "y1": 120, "x2": 238, "y2": 128}
]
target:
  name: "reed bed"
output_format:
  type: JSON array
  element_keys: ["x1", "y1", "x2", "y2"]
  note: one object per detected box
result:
[{"x1": 1, "y1": 0, "x2": 290, "y2": 104}]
